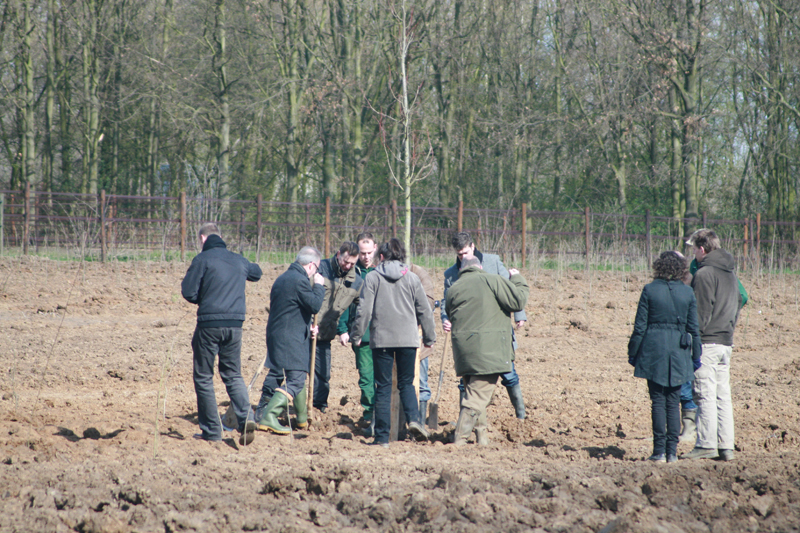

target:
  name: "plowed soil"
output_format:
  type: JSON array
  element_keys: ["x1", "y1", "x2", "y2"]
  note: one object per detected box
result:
[{"x1": 1, "y1": 256, "x2": 799, "y2": 533}]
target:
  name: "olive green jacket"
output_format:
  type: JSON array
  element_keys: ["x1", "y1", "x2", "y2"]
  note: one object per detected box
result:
[{"x1": 445, "y1": 267, "x2": 529, "y2": 376}]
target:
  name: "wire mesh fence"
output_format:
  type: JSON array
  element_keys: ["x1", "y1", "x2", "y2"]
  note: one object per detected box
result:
[{"x1": 1, "y1": 188, "x2": 799, "y2": 272}]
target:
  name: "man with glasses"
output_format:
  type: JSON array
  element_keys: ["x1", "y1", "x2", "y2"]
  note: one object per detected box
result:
[
  {"x1": 256, "y1": 246, "x2": 325, "y2": 434},
  {"x1": 311, "y1": 242, "x2": 362, "y2": 413},
  {"x1": 442, "y1": 232, "x2": 528, "y2": 419}
]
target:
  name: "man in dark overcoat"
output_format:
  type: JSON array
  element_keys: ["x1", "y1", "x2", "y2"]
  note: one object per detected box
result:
[
  {"x1": 445, "y1": 257, "x2": 529, "y2": 446},
  {"x1": 181, "y1": 222, "x2": 262, "y2": 445},
  {"x1": 256, "y1": 246, "x2": 325, "y2": 434}
]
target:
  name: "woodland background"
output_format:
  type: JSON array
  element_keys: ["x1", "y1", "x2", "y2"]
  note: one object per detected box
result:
[{"x1": 1, "y1": 0, "x2": 799, "y2": 242}]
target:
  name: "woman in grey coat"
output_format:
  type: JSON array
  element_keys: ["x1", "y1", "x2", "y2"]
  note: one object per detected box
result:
[{"x1": 628, "y1": 251, "x2": 702, "y2": 463}]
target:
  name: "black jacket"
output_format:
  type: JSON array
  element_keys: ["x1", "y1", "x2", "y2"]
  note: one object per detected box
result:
[
  {"x1": 266, "y1": 262, "x2": 325, "y2": 372},
  {"x1": 181, "y1": 235, "x2": 262, "y2": 327},
  {"x1": 628, "y1": 279, "x2": 702, "y2": 387}
]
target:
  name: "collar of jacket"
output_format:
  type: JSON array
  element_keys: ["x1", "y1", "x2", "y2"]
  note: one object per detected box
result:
[
  {"x1": 458, "y1": 265, "x2": 483, "y2": 276},
  {"x1": 289, "y1": 261, "x2": 310, "y2": 279},
  {"x1": 202, "y1": 234, "x2": 227, "y2": 251},
  {"x1": 455, "y1": 248, "x2": 484, "y2": 270}
]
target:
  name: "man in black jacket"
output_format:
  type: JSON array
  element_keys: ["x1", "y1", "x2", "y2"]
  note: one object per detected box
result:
[
  {"x1": 181, "y1": 223, "x2": 262, "y2": 444},
  {"x1": 256, "y1": 246, "x2": 325, "y2": 434}
]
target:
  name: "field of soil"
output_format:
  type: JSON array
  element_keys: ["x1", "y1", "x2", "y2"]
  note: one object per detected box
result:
[{"x1": 1, "y1": 255, "x2": 799, "y2": 533}]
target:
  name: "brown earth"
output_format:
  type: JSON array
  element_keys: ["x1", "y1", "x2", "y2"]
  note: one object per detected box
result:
[{"x1": 1, "y1": 256, "x2": 799, "y2": 533}]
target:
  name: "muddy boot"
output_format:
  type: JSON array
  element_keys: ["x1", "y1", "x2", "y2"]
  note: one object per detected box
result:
[
  {"x1": 507, "y1": 384, "x2": 526, "y2": 420},
  {"x1": 419, "y1": 400, "x2": 428, "y2": 425},
  {"x1": 679, "y1": 408, "x2": 697, "y2": 443},
  {"x1": 474, "y1": 411, "x2": 489, "y2": 446},
  {"x1": 452, "y1": 407, "x2": 479, "y2": 446},
  {"x1": 257, "y1": 391, "x2": 290, "y2": 435},
  {"x1": 294, "y1": 385, "x2": 309, "y2": 429}
]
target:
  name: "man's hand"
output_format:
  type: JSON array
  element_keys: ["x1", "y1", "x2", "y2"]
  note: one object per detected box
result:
[
  {"x1": 310, "y1": 324, "x2": 319, "y2": 338},
  {"x1": 515, "y1": 320, "x2": 526, "y2": 329},
  {"x1": 313, "y1": 273, "x2": 324, "y2": 285},
  {"x1": 353, "y1": 339, "x2": 361, "y2": 347},
  {"x1": 509, "y1": 268, "x2": 520, "y2": 276},
  {"x1": 442, "y1": 319, "x2": 452, "y2": 332},
  {"x1": 339, "y1": 332, "x2": 350, "y2": 346}
]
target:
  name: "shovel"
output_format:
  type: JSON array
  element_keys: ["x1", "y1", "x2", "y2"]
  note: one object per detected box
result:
[
  {"x1": 222, "y1": 351, "x2": 268, "y2": 430},
  {"x1": 306, "y1": 315, "x2": 318, "y2": 423},
  {"x1": 427, "y1": 333, "x2": 449, "y2": 430}
]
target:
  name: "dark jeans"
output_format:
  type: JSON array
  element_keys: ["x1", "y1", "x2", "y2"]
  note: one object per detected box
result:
[
  {"x1": 648, "y1": 380, "x2": 681, "y2": 457},
  {"x1": 680, "y1": 381, "x2": 697, "y2": 410},
  {"x1": 191, "y1": 326, "x2": 250, "y2": 440},
  {"x1": 458, "y1": 360, "x2": 520, "y2": 392},
  {"x1": 313, "y1": 340, "x2": 332, "y2": 410},
  {"x1": 257, "y1": 368, "x2": 307, "y2": 411},
  {"x1": 373, "y1": 347, "x2": 421, "y2": 444}
]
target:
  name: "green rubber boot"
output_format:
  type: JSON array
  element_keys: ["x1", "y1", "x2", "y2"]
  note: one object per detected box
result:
[
  {"x1": 257, "y1": 392, "x2": 290, "y2": 435},
  {"x1": 294, "y1": 385, "x2": 309, "y2": 429}
]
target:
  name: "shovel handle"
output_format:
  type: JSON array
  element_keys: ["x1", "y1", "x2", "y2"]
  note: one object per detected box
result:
[
  {"x1": 307, "y1": 315, "x2": 318, "y2": 411},
  {"x1": 431, "y1": 333, "x2": 449, "y2": 405}
]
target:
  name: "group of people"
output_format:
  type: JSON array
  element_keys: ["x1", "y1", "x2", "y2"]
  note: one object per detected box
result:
[
  {"x1": 180, "y1": 221, "x2": 743, "y2": 459},
  {"x1": 629, "y1": 228, "x2": 744, "y2": 462},
  {"x1": 181, "y1": 225, "x2": 530, "y2": 447}
]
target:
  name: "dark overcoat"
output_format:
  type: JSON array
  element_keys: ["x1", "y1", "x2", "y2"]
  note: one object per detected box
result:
[
  {"x1": 266, "y1": 262, "x2": 325, "y2": 372},
  {"x1": 628, "y1": 279, "x2": 702, "y2": 387}
]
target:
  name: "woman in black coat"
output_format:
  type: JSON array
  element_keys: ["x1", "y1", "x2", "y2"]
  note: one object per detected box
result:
[{"x1": 628, "y1": 251, "x2": 702, "y2": 463}]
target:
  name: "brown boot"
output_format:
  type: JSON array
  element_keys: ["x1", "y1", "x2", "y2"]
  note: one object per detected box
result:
[{"x1": 452, "y1": 407, "x2": 478, "y2": 446}]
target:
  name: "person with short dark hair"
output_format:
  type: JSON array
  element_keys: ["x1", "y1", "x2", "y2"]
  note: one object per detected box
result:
[
  {"x1": 628, "y1": 251, "x2": 702, "y2": 463},
  {"x1": 310, "y1": 241, "x2": 362, "y2": 413},
  {"x1": 181, "y1": 223, "x2": 262, "y2": 445},
  {"x1": 255, "y1": 246, "x2": 325, "y2": 434},
  {"x1": 351, "y1": 238, "x2": 436, "y2": 447},
  {"x1": 682, "y1": 229, "x2": 742, "y2": 461},
  {"x1": 442, "y1": 232, "x2": 528, "y2": 419},
  {"x1": 446, "y1": 257, "x2": 529, "y2": 446}
]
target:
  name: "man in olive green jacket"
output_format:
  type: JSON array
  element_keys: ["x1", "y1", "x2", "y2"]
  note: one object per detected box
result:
[{"x1": 445, "y1": 257, "x2": 529, "y2": 445}]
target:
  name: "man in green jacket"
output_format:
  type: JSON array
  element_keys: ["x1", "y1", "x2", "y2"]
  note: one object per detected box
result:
[{"x1": 445, "y1": 257, "x2": 529, "y2": 446}]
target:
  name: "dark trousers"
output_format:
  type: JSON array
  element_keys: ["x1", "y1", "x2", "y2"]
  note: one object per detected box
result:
[
  {"x1": 191, "y1": 326, "x2": 250, "y2": 440},
  {"x1": 259, "y1": 368, "x2": 307, "y2": 403},
  {"x1": 373, "y1": 347, "x2": 420, "y2": 444},
  {"x1": 313, "y1": 340, "x2": 332, "y2": 410},
  {"x1": 648, "y1": 380, "x2": 681, "y2": 457}
]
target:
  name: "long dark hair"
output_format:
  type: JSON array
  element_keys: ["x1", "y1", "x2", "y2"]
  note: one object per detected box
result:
[
  {"x1": 378, "y1": 238, "x2": 406, "y2": 263},
  {"x1": 653, "y1": 251, "x2": 688, "y2": 281}
]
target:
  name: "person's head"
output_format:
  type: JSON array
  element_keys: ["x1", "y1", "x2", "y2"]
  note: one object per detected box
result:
[
  {"x1": 460, "y1": 257, "x2": 482, "y2": 270},
  {"x1": 336, "y1": 241, "x2": 359, "y2": 272},
  {"x1": 296, "y1": 246, "x2": 321, "y2": 277},
  {"x1": 653, "y1": 251, "x2": 688, "y2": 281},
  {"x1": 378, "y1": 238, "x2": 406, "y2": 263},
  {"x1": 451, "y1": 232, "x2": 475, "y2": 261},
  {"x1": 686, "y1": 228, "x2": 720, "y2": 262},
  {"x1": 357, "y1": 232, "x2": 377, "y2": 268},
  {"x1": 198, "y1": 222, "x2": 220, "y2": 244}
]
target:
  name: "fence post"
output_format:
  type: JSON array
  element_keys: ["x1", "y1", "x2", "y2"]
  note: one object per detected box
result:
[
  {"x1": 457, "y1": 200, "x2": 463, "y2": 232},
  {"x1": 324, "y1": 196, "x2": 331, "y2": 257},
  {"x1": 645, "y1": 209, "x2": 652, "y2": 264},
  {"x1": 256, "y1": 194, "x2": 263, "y2": 263},
  {"x1": 756, "y1": 213, "x2": 761, "y2": 257},
  {"x1": 239, "y1": 205, "x2": 246, "y2": 254},
  {"x1": 521, "y1": 202, "x2": 527, "y2": 268},
  {"x1": 584, "y1": 206, "x2": 591, "y2": 270},
  {"x1": 502, "y1": 214, "x2": 508, "y2": 263},
  {"x1": 23, "y1": 183, "x2": 31, "y2": 255},
  {"x1": 702, "y1": 211, "x2": 707, "y2": 229},
  {"x1": 100, "y1": 189, "x2": 107, "y2": 262},
  {"x1": 180, "y1": 192, "x2": 187, "y2": 261},
  {"x1": 391, "y1": 199, "x2": 397, "y2": 238},
  {"x1": 0, "y1": 192, "x2": 4, "y2": 256},
  {"x1": 476, "y1": 213, "x2": 481, "y2": 250},
  {"x1": 743, "y1": 219, "x2": 749, "y2": 268}
]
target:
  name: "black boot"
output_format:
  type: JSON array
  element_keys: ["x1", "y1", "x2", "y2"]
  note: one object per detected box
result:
[{"x1": 507, "y1": 384, "x2": 526, "y2": 420}]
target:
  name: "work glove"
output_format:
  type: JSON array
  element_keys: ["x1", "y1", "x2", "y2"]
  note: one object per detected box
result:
[{"x1": 693, "y1": 358, "x2": 702, "y2": 371}]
